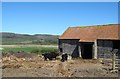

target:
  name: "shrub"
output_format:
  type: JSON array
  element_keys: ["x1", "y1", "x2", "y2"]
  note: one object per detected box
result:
[
  {"x1": 30, "y1": 47, "x2": 58, "y2": 54},
  {"x1": 31, "y1": 49, "x2": 40, "y2": 54},
  {"x1": 40, "y1": 48, "x2": 58, "y2": 54}
]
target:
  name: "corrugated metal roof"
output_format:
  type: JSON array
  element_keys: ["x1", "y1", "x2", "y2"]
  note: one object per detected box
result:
[{"x1": 59, "y1": 24, "x2": 120, "y2": 42}]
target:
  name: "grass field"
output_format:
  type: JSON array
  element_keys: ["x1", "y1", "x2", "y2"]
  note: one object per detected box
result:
[
  {"x1": 1, "y1": 45, "x2": 58, "y2": 48},
  {"x1": 2, "y1": 45, "x2": 58, "y2": 54}
]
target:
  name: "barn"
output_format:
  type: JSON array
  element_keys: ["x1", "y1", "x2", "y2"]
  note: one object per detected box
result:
[{"x1": 59, "y1": 24, "x2": 120, "y2": 59}]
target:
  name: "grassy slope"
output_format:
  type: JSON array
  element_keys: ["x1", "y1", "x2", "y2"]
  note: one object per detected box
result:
[{"x1": 1, "y1": 32, "x2": 59, "y2": 45}]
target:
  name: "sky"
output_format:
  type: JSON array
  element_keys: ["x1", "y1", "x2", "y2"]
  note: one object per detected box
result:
[{"x1": 2, "y1": 2, "x2": 118, "y2": 35}]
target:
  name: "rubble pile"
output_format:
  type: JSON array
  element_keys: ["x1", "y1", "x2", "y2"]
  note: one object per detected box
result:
[
  {"x1": 3, "y1": 62, "x2": 23, "y2": 69},
  {"x1": 3, "y1": 51, "x2": 37, "y2": 58},
  {"x1": 2, "y1": 51, "x2": 44, "y2": 69},
  {"x1": 2, "y1": 52, "x2": 118, "y2": 77}
]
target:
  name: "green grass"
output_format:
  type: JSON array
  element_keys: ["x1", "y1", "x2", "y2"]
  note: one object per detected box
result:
[
  {"x1": 0, "y1": 50, "x2": 2, "y2": 53},
  {"x1": 2, "y1": 47, "x2": 58, "y2": 54},
  {"x1": 2, "y1": 47, "x2": 34, "y2": 53}
]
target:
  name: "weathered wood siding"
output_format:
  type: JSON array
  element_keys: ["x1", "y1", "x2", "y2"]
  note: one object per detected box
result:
[
  {"x1": 97, "y1": 40, "x2": 120, "y2": 59},
  {"x1": 59, "y1": 39, "x2": 79, "y2": 58},
  {"x1": 59, "y1": 39, "x2": 120, "y2": 59}
]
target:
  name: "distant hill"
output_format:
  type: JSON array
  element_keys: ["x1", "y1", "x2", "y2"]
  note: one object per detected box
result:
[{"x1": 0, "y1": 32, "x2": 59, "y2": 45}]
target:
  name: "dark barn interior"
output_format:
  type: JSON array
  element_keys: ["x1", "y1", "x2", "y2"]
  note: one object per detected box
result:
[
  {"x1": 112, "y1": 40, "x2": 120, "y2": 58},
  {"x1": 80, "y1": 42, "x2": 93, "y2": 59},
  {"x1": 112, "y1": 40, "x2": 120, "y2": 49}
]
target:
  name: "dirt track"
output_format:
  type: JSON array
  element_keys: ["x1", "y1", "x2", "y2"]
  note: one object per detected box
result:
[{"x1": 2, "y1": 52, "x2": 118, "y2": 77}]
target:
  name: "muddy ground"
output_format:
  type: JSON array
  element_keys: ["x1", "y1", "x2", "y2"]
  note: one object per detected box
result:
[{"x1": 2, "y1": 52, "x2": 119, "y2": 77}]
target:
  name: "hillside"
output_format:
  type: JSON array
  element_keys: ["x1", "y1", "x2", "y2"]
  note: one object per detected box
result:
[{"x1": 0, "y1": 32, "x2": 59, "y2": 45}]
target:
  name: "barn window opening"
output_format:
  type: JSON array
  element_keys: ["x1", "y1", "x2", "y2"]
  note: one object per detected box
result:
[
  {"x1": 80, "y1": 43, "x2": 93, "y2": 59},
  {"x1": 112, "y1": 40, "x2": 120, "y2": 49}
]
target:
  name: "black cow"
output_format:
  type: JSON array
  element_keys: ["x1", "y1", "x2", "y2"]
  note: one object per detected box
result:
[
  {"x1": 61, "y1": 53, "x2": 68, "y2": 62},
  {"x1": 42, "y1": 53, "x2": 59, "y2": 61}
]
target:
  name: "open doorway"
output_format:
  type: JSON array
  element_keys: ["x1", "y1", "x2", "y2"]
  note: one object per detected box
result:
[
  {"x1": 112, "y1": 40, "x2": 120, "y2": 49},
  {"x1": 80, "y1": 42, "x2": 93, "y2": 59},
  {"x1": 112, "y1": 40, "x2": 120, "y2": 58}
]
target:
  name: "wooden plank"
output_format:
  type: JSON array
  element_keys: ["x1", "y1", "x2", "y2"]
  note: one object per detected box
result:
[{"x1": 112, "y1": 53, "x2": 116, "y2": 70}]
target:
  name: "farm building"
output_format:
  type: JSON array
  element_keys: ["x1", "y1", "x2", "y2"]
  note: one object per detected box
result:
[{"x1": 59, "y1": 24, "x2": 120, "y2": 59}]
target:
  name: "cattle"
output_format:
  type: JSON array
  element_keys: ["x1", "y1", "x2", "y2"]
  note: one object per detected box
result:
[
  {"x1": 42, "y1": 52, "x2": 59, "y2": 61},
  {"x1": 61, "y1": 53, "x2": 68, "y2": 62}
]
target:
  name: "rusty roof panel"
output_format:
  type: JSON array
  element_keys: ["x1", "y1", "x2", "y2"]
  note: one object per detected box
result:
[
  {"x1": 118, "y1": 24, "x2": 120, "y2": 39},
  {"x1": 59, "y1": 24, "x2": 120, "y2": 42}
]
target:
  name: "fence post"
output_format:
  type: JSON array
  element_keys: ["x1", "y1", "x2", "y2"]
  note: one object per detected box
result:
[{"x1": 112, "y1": 52, "x2": 116, "y2": 70}]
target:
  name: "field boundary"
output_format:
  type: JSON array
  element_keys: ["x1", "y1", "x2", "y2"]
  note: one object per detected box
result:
[{"x1": 1, "y1": 45, "x2": 58, "y2": 48}]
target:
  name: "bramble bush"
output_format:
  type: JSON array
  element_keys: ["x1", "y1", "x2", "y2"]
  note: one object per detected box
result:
[{"x1": 30, "y1": 47, "x2": 58, "y2": 54}]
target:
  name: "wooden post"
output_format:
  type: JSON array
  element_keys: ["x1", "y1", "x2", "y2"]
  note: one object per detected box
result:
[
  {"x1": 78, "y1": 45, "x2": 82, "y2": 58},
  {"x1": 112, "y1": 52, "x2": 116, "y2": 70},
  {"x1": 93, "y1": 40, "x2": 97, "y2": 59}
]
